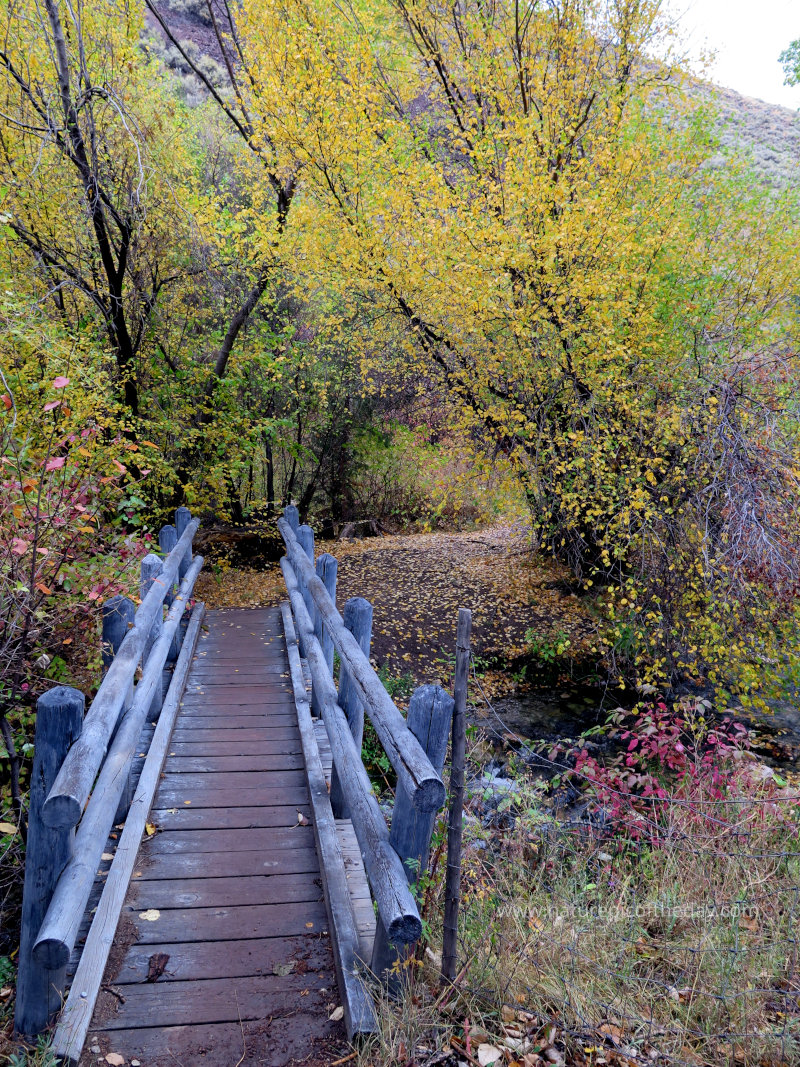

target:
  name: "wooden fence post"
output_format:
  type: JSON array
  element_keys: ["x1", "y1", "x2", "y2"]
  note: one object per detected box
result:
[
  {"x1": 296, "y1": 524, "x2": 315, "y2": 656},
  {"x1": 102, "y1": 595, "x2": 136, "y2": 822},
  {"x1": 330, "y1": 597, "x2": 373, "y2": 818},
  {"x1": 158, "y1": 525, "x2": 178, "y2": 608},
  {"x1": 441, "y1": 608, "x2": 472, "y2": 985},
  {"x1": 315, "y1": 553, "x2": 338, "y2": 675},
  {"x1": 174, "y1": 507, "x2": 192, "y2": 649},
  {"x1": 371, "y1": 684, "x2": 455, "y2": 985},
  {"x1": 141, "y1": 553, "x2": 164, "y2": 721},
  {"x1": 15, "y1": 686, "x2": 84, "y2": 1038},
  {"x1": 284, "y1": 505, "x2": 299, "y2": 532},
  {"x1": 175, "y1": 507, "x2": 192, "y2": 580}
]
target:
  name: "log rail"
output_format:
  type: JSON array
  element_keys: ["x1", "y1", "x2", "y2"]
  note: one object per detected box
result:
[{"x1": 15, "y1": 509, "x2": 204, "y2": 1040}]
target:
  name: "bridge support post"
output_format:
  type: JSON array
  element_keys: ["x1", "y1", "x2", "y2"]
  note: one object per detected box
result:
[
  {"x1": 370, "y1": 684, "x2": 455, "y2": 989},
  {"x1": 330, "y1": 597, "x2": 373, "y2": 818},
  {"x1": 15, "y1": 686, "x2": 84, "y2": 1038},
  {"x1": 175, "y1": 507, "x2": 193, "y2": 648},
  {"x1": 103, "y1": 595, "x2": 137, "y2": 822},
  {"x1": 296, "y1": 524, "x2": 315, "y2": 657},
  {"x1": 313, "y1": 553, "x2": 338, "y2": 715},
  {"x1": 141, "y1": 553, "x2": 166, "y2": 722}
]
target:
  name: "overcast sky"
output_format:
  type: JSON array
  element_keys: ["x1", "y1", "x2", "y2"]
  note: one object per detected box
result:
[{"x1": 665, "y1": 0, "x2": 800, "y2": 109}]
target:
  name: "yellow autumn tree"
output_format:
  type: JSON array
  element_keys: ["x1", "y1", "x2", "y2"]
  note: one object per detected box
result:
[{"x1": 200, "y1": 0, "x2": 800, "y2": 699}]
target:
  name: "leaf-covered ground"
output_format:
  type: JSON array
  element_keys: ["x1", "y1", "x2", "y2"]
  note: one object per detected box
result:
[{"x1": 195, "y1": 525, "x2": 595, "y2": 692}]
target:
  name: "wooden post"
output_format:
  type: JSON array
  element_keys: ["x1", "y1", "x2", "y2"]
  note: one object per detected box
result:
[
  {"x1": 174, "y1": 507, "x2": 192, "y2": 649},
  {"x1": 330, "y1": 597, "x2": 373, "y2": 819},
  {"x1": 15, "y1": 686, "x2": 84, "y2": 1038},
  {"x1": 158, "y1": 524, "x2": 178, "y2": 608},
  {"x1": 175, "y1": 506, "x2": 192, "y2": 580},
  {"x1": 284, "y1": 504, "x2": 300, "y2": 532},
  {"x1": 371, "y1": 684, "x2": 455, "y2": 986},
  {"x1": 441, "y1": 608, "x2": 471, "y2": 985},
  {"x1": 296, "y1": 524, "x2": 315, "y2": 654},
  {"x1": 314, "y1": 553, "x2": 338, "y2": 675},
  {"x1": 102, "y1": 595, "x2": 136, "y2": 823},
  {"x1": 140, "y1": 553, "x2": 164, "y2": 722}
]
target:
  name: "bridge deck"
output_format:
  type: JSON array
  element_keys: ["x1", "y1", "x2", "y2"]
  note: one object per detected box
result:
[{"x1": 84, "y1": 607, "x2": 347, "y2": 1066}]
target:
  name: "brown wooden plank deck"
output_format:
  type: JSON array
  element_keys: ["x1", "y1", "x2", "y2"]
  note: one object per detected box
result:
[{"x1": 83, "y1": 607, "x2": 349, "y2": 1067}]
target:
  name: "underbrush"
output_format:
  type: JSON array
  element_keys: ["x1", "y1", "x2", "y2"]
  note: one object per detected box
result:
[{"x1": 359, "y1": 703, "x2": 800, "y2": 1067}]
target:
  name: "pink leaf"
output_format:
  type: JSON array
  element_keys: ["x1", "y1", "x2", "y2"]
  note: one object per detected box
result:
[
  {"x1": 112, "y1": 459, "x2": 127, "y2": 474},
  {"x1": 52, "y1": 376, "x2": 70, "y2": 389},
  {"x1": 45, "y1": 456, "x2": 66, "y2": 471},
  {"x1": 43, "y1": 400, "x2": 61, "y2": 412},
  {"x1": 11, "y1": 538, "x2": 29, "y2": 555}
]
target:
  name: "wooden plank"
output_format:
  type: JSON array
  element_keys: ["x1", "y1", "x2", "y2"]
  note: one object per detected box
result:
[
  {"x1": 162, "y1": 753, "x2": 305, "y2": 773},
  {"x1": 170, "y1": 727, "x2": 299, "y2": 743},
  {"x1": 143, "y1": 825, "x2": 315, "y2": 854},
  {"x1": 153, "y1": 769, "x2": 306, "y2": 791},
  {"x1": 153, "y1": 784, "x2": 309, "y2": 809},
  {"x1": 131, "y1": 845, "x2": 319, "y2": 880},
  {"x1": 131, "y1": 899, "x2": 327, "y2": 944},
  {"x1": 111, "y1": 932, "x2": 332, "y2": 983},
  {"x1": 167, "y1": 738, "x2": 300, "y2": 756},
  {"x1": 149, "y1": 805, "x2": 306, "y2": 832},
  {"x1": 89, "y1": 1012, "x2": 344, "y2": 1067},
  {"x1": 183, "y1": 685, "x2": 293, "y2": 700},
  {"x1": 174, "y1": 713, "x2": 297, "y2": 726},
  {"x1": 127, "y1": 873, "x2": 322, "y2": 910},
  {"x1": 99, "y1": 972, "x2": 329, "y2": 1029},
  {"x1": 51, "y1": 603, "x2": 205, "y2": 1065},
  {"x1": 281, "y1": 601, "x2": 375, "y2": 1039}
]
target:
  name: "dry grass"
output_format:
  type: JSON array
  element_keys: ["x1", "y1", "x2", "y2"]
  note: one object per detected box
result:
[{"x1": 355, "y1": 739, "x2": 800, "y2": 1067}]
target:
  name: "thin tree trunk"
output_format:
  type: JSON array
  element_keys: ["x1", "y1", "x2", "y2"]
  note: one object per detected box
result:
[{"x1": 441, "y1": 607, "x2": 471, "y2": 985}]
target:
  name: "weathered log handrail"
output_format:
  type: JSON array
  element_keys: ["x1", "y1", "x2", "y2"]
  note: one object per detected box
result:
[
  {"x1": 33, "y1": 557, "x2": 204, "y2": 970},
  {"x1": 15, "y1": 509, "x2": 203, "y2": 1040},
  {"x1": 281, "y1": 556, "x2": 423, "y2": 945},
  {"x1": 278, "y1": 516, "x2": 446, "y2": 814},
  {"x1": 42, "y1": 517, "x2": 200, "y2": 829}
]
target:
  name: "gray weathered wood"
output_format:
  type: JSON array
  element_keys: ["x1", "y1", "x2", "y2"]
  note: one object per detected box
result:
[
  {"x1": 175, "y1": 506, "x2": 192, "y2": 580},
  {"x1": 51, "y1": 603, "x2": 206, "y2": 1066},
  {"x1": 279, "y1": 516, "x2": 444, "y2": 814},
  {"x1": 102, "y1": 595, "x2": 137, "y2": 822},
  {"x1": 314, "y1": 553, "x2": 337, "y2": 676},
  {"x1": 281, "y1": 558, "x2": 421, "y2": 946},
  {"x1": 141, "y1": 553, "x2": 165, "y2": 720},
  {"x1": 15, "y1": 687, "x2": 84, "y2": 1038},
  {"x1": 283, "y1": 504, "x2": 299, "y2": 532},
  {"x1": 296, "y1": 524, "x2": 316, "y2": 640},
  {"x1": 371, "y1": 684, "x2": 454, "y2": 983},
  {"x1": 158, "y1": 524, "x2": 178, "y2": 608},
  {"x1": 43, "y1": 518, "x2": 199, "y2": 828},
  {"x1": 280, "y1": 602, "x2": 375, "y2": 1041},
  {"x1": 442, "y1": 608, "x2": 472, "y2": 985},
  {"x1": 330, "y1": 597, "x2": 372, "y2": 820},
  {"x1": 33, "y1": 558, "x2": 203, "y2": 970}
]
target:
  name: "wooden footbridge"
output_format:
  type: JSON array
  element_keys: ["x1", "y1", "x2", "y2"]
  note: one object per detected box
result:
[{"x1": 15, "y1": 508, "x2": 457, "y2": 1066}]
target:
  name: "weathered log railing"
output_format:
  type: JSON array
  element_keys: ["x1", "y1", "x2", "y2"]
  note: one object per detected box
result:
[
  {"x1": 278, "y1": 507, "x2": 455, "y2": 1008},
  {"x1": 15, "y1": 509, "x2": 204, "y2": 1039}
]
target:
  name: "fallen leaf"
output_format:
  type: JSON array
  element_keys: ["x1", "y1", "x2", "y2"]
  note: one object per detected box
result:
[
  {"x1": 329, "y1": 1005, "x2": 344, "y2": 1021},
  {"x1": 478, "y1": 1045, "x2": 504, "y2": 1066},
  {"x1": 101, "y1": 853, "x2": 114, "y2": 861},
  {"x1": 0, "y1": 822, "x2": 17, "y2": 835},
  {"x1": 52, "y1": 376, "x2": 70, "y2": 388},
  {"x1": 145, "y1": 822, "x2": 157, "y2": 836},
  {"x1": 105, "y1": 1055, "x2": 125, "y2": 1066},
  {"x1": 138, "y1": 909, "x2": 160, "y2": 921},
  {"x1": 272, "y1": 962, "x2": 294, "y2": 976},
  {"x1": 296, "y1": 811, "x2": 310, "y2": 826},
  {"x1": 146, "y1": 952, "x2": 170, "y2": 982}
]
